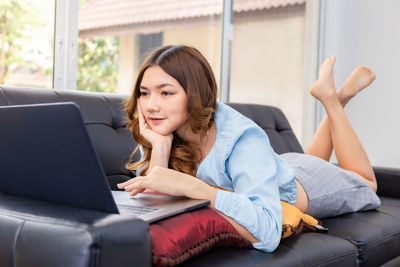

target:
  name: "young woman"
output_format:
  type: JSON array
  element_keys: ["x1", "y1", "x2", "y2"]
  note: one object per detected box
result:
[{"x1": 118, "y1": 45, "x2": 381, "y2": 252}]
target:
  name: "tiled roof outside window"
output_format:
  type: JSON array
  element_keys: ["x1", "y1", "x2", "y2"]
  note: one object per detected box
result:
[{"x1": 79, "y1": 0, "x2": 305, "y2": 36}]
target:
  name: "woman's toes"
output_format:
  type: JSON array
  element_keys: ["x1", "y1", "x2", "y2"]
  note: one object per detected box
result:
[
  {"x1": 324, "y1": 56, "x2": 336, "y2": 67},
  {"x1": 339, "y1": 65, "x2": 376, "y2": 102},
  {"x1": 319, "y1": 56, "x2": 336, "y2": 75},
  {"x1": 328, "y1": 56, "x2": 336, "y2": 63},
  {"x1": 310, "y1": 56, "x2": 338, "y2": 101}
]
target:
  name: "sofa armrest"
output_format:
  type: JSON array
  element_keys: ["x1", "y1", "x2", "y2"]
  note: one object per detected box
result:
[
  {"x1": 374, "y1": 166, "x2": 400, "y2": 198},
  {"x1": 0, "y1": 193, "x2": 151, "y2": 267}
]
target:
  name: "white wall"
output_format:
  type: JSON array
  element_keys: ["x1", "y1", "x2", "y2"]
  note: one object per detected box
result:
[{"x1": 319, "y1": 0, "x2": 400, "y2": 168}]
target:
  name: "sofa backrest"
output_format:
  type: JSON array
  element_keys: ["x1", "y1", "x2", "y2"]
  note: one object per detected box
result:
[
  {"x1": 0, "y1": 86, "x2": 137, "y2": 190},
  {"x1": 228, "y1": 103, "x2": 303, "y2": 155},
  {"x1": 0, "y1": 86, "x2": 303, "y2": 189}
]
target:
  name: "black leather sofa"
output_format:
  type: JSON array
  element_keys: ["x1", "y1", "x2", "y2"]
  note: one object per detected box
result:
[{"x1": 0, "y1": 85, "x2": 399, "y2": 267}]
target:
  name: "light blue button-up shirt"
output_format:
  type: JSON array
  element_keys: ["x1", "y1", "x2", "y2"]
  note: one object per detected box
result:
[{"x1": 196, "y1": 102, "x2": 297, "y2": 252}]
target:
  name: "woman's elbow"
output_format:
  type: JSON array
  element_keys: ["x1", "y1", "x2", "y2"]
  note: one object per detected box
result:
[
  {"x1": 252, "y1": 236, "x2": 281, "y2": 252},
  {"x1": 252, "y1": 227, "x2": 281, "y2": 252}
]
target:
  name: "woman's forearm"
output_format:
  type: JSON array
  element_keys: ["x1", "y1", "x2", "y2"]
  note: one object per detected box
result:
[
  {"x1": 148, "y1": 141, "x2": 172, "y2": 171},
  {"x1": 194, "y1": 180, "x2": 259, "y2": 244},
  {"x1": 214, "y1": 209, "x2": 259, "y2": 243}
]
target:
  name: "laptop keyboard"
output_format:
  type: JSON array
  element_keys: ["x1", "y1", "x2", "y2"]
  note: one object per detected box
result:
[{"x1": 118, "y1": 204, "x2": 161, "y2": 216}]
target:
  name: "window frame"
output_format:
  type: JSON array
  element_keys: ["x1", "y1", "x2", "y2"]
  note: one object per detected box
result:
[{"x1": 53, "y1": 0, "x2": 79, "y2": 90}]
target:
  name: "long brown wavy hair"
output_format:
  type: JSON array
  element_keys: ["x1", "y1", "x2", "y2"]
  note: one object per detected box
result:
[{"x1": 125, "y1": 45, "x2": 218, "y2": 176}]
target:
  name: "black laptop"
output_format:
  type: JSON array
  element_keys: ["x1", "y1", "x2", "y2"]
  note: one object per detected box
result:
[{"x1": 0, "y1": 102, "x2": 209, "y2": 222}]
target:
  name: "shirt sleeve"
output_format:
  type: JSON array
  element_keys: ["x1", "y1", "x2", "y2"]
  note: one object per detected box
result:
[{"x1": 213, "y1": 126, "x2": 283, "y2": 252}]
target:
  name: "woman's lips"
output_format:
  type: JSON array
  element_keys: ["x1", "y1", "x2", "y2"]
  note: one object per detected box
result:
[{"x1": 150, "y1": 118, "x2": 165, "y2": 124}]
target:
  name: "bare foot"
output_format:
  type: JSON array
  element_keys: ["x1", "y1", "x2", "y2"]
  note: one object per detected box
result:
[
  {"x1": 338, "y1": 66, "x2": 376, "y2": 105},
  {"x1": 310, "y1": 56, "x2": 337, "y2": 102}
]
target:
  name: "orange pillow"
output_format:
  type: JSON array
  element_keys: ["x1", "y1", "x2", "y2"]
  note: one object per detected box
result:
[{"x1": 281, "y1": 200, "x2": 322, "y2": 238}]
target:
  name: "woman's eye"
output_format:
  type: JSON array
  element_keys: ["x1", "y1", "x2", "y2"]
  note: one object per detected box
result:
[
  {"x1": 162, "y1": 91, "x2": 174, "y2": 96},
  {"x1": 140, "y1": 91, "x2": 148, "y2": 96}
]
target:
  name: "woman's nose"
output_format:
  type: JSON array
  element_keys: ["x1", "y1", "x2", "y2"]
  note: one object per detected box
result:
[{"x1": 146, "y1": 95, "x2": 160, "y2": 112}]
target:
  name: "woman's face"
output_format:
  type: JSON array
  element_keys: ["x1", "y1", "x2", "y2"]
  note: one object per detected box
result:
[{"x1": 138, "y1": 65, "x2": 189, "y2": 136}]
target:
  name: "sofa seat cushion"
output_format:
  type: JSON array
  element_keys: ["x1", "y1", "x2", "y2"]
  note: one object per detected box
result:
[
  {"x1": 322, "y1": 197, "x2": 400, "y2": 266},
  {"x1": 182, "y1": 232, "x2": 358, "y2": 267},
  {"x1": 380, "y1": 254, "x2": 400, "y2": 267},
  {"x1": 0, "y1": 192, "x2": 151, "y2": 267}
]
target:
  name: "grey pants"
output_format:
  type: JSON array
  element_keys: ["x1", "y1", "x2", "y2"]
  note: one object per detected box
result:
[{"x1": 281, "y1": 152, "x2": 381, "y2": 219}]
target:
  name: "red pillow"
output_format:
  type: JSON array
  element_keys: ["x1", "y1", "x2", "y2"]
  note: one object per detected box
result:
[{"x1": 150, "y1": 207, "x2": 252, "y2": 266}]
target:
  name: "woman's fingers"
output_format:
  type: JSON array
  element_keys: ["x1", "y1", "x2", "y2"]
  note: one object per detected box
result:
[
  {"x1": 117, "y1": 176, "x2": 146, "y2": 189},
  {"x1": 137, "y1": 100, "x2": 147, "y2": 131},
  {"x1": 117, "y1": 177, "x2": 147, "y2": 196},
  {"x1": 117, "y1": 179, "x2": 135, "y2": 189},
  {"x1": 124, "y1": 176, "x2": 149, "y2": 191},
  {"x1": 117, "y1": 177, "x2": 149, "y2": 196},
  {"x1": 129, "y1": 188, "x2": 145, "y2": 197}
]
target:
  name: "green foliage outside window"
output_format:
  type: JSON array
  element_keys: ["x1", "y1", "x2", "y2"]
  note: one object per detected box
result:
[
  {"x1": 77, "y1": 0, "x2": 121, "y2": 93},
  {"x1": 77, "y1": 37, "x2": 120, "y2": 93},
  {"x1": 2, "y1": 0, "x2": 120, "y2": 92},
  {"x1": 0, "y1": 0, "x2": 41, "y2": 84}
]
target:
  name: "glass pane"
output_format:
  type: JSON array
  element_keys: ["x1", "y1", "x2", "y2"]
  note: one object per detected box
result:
[
  {"x1": 229, "y1": 0, "x2": 306, "y2": 140},
  {"x1": 77, "y1": 0, "x2": 222, "y2": 94},
  {"x1": 0, "y1": 0, "x2": 55, "y2": 88}
]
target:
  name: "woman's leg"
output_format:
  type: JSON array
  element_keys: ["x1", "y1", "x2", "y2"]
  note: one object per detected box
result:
[
  {"x1": 308, "y1": 57, "x2": 377, "y2": 191},
  {"x1": 306, "y1": 66, "x2": 376, "y2": 161}
]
